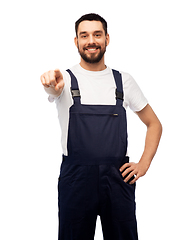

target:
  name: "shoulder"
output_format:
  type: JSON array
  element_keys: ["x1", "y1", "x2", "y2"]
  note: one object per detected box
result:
[
  {"x1": 120, "y1": 71, "x2": 143, "y2": 94},
  {"x1": 111, "y1": 69, "x2": 139, "y2": 93},
  {"x1": 120, "y1": 71, "x2": 136, "y2": 87},
  {"x1": 119, "y1": 71, "x2": 148, "y2": 112}
]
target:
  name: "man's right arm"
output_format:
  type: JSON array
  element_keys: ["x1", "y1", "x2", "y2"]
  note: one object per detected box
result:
[{"x1": 40, "y1": 69, "x2": 64, "y2": 98}]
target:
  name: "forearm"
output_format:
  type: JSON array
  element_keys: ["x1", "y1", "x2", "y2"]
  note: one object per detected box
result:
[
  {"x1": 139, "y1": 120, "x2": 162, "y2": 169},
  {"x1": 120, "y1": 104, "x2": 162, "y2": 183}
]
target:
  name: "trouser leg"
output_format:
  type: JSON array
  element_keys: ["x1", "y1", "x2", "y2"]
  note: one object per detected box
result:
[
  {"x1": 58, "y1": 164, "x2": 98, "y2": 240},
  {"x1": 101, "y1": 214, "x2": 138, "y2": 240},
  {"x1": 99, "y1": 164, "x2": 138, "y2": 240}
]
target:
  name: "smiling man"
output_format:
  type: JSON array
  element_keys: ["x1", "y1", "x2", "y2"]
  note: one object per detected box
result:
[
  {"x1": 40, "y1": 13, "x2": 162, "y2": 240},
  {"x1": 75, "y1": 20, "x2": 109, "y2": 66}
]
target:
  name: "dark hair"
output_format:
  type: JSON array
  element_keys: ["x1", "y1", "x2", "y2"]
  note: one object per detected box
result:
[{"x1": 75, "y1": 13, "x2": 108, "y2": 37}]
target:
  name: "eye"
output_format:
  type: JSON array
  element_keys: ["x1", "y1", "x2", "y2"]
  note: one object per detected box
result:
[
  {"x1": 81, "y1": 35, "x2": 87, "y2": 38},
  {"x1": 95, "y1": 34, "x2": 101, "y2": 38}
]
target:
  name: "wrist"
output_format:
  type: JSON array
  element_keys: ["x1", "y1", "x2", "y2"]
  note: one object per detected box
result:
[{"x1": 138, "y1": 157, "x2": 151, "y2": 172}]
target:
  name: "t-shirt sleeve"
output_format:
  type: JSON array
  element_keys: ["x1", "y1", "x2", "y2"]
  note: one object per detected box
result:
[{"x1": 122, "y1": 72, "x2": 148, "y2": 112}]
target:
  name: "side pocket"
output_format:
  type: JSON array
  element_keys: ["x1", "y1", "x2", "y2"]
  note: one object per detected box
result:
[
  {"x1": 120, "y1": 168, "x2": 135, "y2": 184},
  {"x1": 111, "y1": 164, "x2": 136, "y2": 221},
  {"x1": 119, "y1": 157, "x2": 136, "y2": 185}
]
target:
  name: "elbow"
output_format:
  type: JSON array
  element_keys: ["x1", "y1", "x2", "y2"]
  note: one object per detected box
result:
[
  {"x1": 148, "y1": 118, "x2": 163, "y2": 138},
  {"x1": 156, "y1": 119, "x2": 163, "y2": 139},
  {"x1": 159, "y1": 121, "x2": 163, "y2": 137}
]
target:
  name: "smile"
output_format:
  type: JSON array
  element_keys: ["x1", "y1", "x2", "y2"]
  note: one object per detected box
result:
[{"x1": 85, "y1": 47, "x2": 99, "y2": 53}]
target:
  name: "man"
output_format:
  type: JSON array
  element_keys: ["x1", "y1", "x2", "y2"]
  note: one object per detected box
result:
[{"x1": 40, "y1": 13, "x2": 162, "y2": 240}]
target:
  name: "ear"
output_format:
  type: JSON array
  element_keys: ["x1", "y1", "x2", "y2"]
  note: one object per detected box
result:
[
  {"x1": 106, "y1": 33, "x2": 110, "y2": 46},
  {"x1": 74, "y1": 37, "x2": 78, "y2": 48}
]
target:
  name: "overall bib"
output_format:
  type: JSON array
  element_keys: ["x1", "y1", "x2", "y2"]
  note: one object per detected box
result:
[{"x1": 58, "y1": 69, "x2": 138, "y2": 240}]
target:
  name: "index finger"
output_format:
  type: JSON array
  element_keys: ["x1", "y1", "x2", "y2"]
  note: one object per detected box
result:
[{"x1": 54, "y1": 69, "x2": 63, "y2": 79}]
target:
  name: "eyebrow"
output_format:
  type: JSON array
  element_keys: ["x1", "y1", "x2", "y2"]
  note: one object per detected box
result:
[
  {"x1": 79, "y1": 30, "x2": 103, "y2": 36},
  {"x1": 79, "y1": 31, "x2": 87, "y2": 36}
]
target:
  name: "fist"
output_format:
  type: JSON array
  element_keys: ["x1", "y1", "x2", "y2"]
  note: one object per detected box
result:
[{"x1": 40, "y1": 69, "x2": 64, "y2": 91}]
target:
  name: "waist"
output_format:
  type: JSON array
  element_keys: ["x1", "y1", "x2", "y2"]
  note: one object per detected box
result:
[{"x1": 62, "y1": 154, "x2": 129, "y2": 168}]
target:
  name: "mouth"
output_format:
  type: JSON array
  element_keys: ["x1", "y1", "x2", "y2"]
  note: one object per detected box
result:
[{"x1": 84, "y1": 46, "x2": 100, "y2": 53}]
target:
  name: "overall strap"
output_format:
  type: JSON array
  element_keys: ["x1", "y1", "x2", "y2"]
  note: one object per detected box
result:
[
  {"x1": 112, "y1": 69, "x2": 124, "y2": 105},
  {"x1": 67, "y1": 68, "x2": 123, "y2": 105},
  {"x1": 66, "y1": 69, "x2": 81, "y2": 104}
]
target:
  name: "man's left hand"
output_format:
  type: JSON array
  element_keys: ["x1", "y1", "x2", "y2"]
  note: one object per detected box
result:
[{"x1": 119, "y1": 162, "x2": 149, "y2": 184}]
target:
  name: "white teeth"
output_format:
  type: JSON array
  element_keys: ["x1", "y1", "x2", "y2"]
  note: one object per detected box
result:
[{"x1": 87, "y1": 48, "x2": 97, "y2": 51}]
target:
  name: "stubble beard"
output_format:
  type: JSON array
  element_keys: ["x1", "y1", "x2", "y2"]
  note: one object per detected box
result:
[{"x1": 77, "y1": 42, "x2": 107, "y2": 64}]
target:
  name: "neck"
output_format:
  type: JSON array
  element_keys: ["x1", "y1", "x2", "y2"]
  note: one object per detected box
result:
[{"x1": 80, "y1": 57, "x2": 106, "y2": 71}]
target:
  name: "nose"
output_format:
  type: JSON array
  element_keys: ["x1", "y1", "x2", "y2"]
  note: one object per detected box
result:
[{"x1": 88, "y1": 34, "x2": 96, "y2": 44}]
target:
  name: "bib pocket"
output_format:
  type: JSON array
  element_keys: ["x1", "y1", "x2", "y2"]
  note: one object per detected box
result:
[{"x1": 67, "y1": 106, "x2": 127, "y2": 159}]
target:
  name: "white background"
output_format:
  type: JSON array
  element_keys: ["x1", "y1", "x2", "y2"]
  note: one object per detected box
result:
[{"x1": 0, "y1": 0, "x2": 177, "y2": 239}]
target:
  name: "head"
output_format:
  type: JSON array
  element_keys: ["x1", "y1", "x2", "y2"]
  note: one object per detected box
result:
[{"x1": 74, "y1": 13, "x2": 110, "y2": 65}]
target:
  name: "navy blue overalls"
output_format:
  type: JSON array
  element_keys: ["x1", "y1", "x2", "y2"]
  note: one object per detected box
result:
[{"x1": 58, "y1": 69, "x2": 138, "y2": 240}]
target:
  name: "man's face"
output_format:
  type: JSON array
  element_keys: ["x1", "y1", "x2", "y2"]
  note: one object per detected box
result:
[{"x1": 75, "y1": 21, "x2": 109, "y2": 64}]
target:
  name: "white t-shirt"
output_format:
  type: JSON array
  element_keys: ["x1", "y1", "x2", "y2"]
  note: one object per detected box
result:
[{"x1": 49, "y1": 64, "x2": 148, "y2": 156}]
